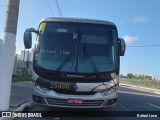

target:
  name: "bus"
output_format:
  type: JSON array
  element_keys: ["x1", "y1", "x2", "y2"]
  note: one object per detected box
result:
[{"x1": 23, "y1": 17, "x2": 125, "y2": 109}]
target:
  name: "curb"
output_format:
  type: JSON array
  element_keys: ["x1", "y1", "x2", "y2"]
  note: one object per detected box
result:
[{"x1": 0, "y1": 101, "x2": 32, "y2": 120}]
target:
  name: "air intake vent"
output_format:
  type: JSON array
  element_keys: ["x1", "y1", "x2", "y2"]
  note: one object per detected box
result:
[{"x1": 46, "y1": 98, "x2": 103, "y2": 106}]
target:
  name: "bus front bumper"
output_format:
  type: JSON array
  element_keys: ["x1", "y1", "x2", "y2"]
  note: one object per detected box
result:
[{"x1": 32, "y1": 85, "x2": 118, "y2": 109}]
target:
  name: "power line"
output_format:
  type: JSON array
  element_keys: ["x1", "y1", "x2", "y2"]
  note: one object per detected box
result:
[
  {"x1": 46, "y1": 0, "x2": 54, "y2": 17},
  {"x1": 126, "y1": 45, "x2": 160, "y2": 47},
  {"x1": 55, "y1": 0, "x2": 62, "y2": 17}
]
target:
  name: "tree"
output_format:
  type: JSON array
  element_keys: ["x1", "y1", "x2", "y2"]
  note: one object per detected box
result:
[
  {"x1": 127, "y1": 73, "x2": 134, "y2": 79},
  {"x1": 137, "y1": 74, "x2": 143, "y2": 80}
]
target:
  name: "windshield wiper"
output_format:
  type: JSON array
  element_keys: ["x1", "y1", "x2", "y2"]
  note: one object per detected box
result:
[
  {"x1": 53, "y1": 31, "x2": 75, "y2": 76},
  {"x1": 54, "y1": 52, "x2": 73, "y2": 75},
  {"x1": 85, "y1": 51, "x2": 100, "y2": 77},
  {"x1": 83, "y1": 37, "x2": 100, "y2": 77}
]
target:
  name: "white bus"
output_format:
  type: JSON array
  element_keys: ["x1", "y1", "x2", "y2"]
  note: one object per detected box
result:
[{"x1": 24, "y1": 17, "x2": 125, "y2": 109}]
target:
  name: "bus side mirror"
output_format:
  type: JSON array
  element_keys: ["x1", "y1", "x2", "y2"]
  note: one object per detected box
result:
[
  {"x1": 119, "y1": 38, "x2": 126, "y2": 56},
  {"x1": 24, "y1": 28, "x2": 38, "y2": 49}
]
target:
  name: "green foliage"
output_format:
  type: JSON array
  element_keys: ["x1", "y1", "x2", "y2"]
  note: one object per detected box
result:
[
  {"x1": 12, "y1": 74, "x2": 32, "y2": 82},
  {"x1": 127, "y1": 73, "x2": 134, "y2": 79},
  {"x1": 137, "y1": 74, "x2": 144, "y2": 79},
  {"x1": 126, "y1": 73, "x2": 145, "y2": 80},
  {"x1": 120, "y1": 78, "x2": 160, "y2": 89}
]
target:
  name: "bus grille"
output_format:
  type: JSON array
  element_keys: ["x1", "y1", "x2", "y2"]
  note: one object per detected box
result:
[
  {"x1": 46, "y1": 98, "x2": 103, "y2": 106},
  {"x1": 54, "y1": 90, "x2": 96, "y2": 95}
]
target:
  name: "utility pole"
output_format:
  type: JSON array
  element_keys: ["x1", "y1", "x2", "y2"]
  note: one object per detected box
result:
[
  {"x1": 0, "y1": 0, "x2": 20, "y2": 110},
  {"x1": 0, "y1": 39, "x2": 2, "y2": 57}
]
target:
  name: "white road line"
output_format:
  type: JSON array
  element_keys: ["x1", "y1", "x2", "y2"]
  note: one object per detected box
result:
[
  {"x1": 119, "y1": 103, "x2": 130, "y2": 111},
  {"x1": 120, "y1": 84, "x2": 160, "y2": 93},
  {"x1": 148, "y1": 103, "x2": 160, "y2": 109},
  {"x1": 154, "y1": 92, "x2": 160, "y2": 94},
  {"x1": 119, "y1": 91, "x2": 160, "y2": 98}
]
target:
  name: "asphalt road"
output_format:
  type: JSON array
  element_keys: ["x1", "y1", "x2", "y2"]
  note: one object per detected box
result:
[{"x1": 10, "y1": 82, "x2": 160, "y2": 120}]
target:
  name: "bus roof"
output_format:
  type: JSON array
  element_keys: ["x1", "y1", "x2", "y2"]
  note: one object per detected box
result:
[{"x1": 40, "y1": 17, "x2": 117, "y2": 27}]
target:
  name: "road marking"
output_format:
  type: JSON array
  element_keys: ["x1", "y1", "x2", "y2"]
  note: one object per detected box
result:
[
  {"x1": 154, "y1": 92, "x2": 160, "y2": 94},
  {"x1": 119, "y1": 91, "x2": 160, "y2": 98},
  {"x1": 148, "y1": 103, "x2": 160, "y2": 109},
  {"x1": 119, "y1": 103, "x2": 130, "y2": 111},
  {"x1": 120, "y1": 84, "x2": 160, "y2": 93}
]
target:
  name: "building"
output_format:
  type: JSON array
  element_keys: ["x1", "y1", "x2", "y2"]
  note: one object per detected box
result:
[
  {"x1": 144, "y1": 75, "x2": 155, "y2": 80},
  {"x1": 20, "y1": 50, "x2": 32, "y2": 61},
  {"x1": 16, "y1": 54, "x2": 21, "y2": 60},
  {"x1": 13, "y1": 50, "x2": 33, "y2": 76}
]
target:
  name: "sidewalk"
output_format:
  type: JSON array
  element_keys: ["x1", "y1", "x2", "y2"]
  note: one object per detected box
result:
[
  {"x1": 9, "y1": 81, "x2": 32, "y2": 109},
  {"x1": 0, "y1": 82, "x2": 33, "y2": 120}
]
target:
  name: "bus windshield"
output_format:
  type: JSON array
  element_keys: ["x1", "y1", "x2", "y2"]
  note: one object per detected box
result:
[{"x1": 34, "y1": 22, "x2": 118, "y2": 74}]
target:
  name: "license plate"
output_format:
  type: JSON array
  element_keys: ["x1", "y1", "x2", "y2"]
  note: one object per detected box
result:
[{"x1": 68, "y1": 98, "x2": 83, "y2": 104}]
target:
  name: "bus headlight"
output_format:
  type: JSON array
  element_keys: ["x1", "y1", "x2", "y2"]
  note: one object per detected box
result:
[
  {"x1": 100, "y1": 84, "x2": 119, "y2": 96},
  {"x1": 33, "y1": 82, "x2": 50, "y2": 94}
]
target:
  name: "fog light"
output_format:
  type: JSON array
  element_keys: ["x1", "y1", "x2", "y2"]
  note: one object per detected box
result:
[
  {"x1": 108, "y1": 98, "x2": 117, "y2": 105},
  {"x1": 33, "y1": 95, "x2": 43, "y2": 103}
]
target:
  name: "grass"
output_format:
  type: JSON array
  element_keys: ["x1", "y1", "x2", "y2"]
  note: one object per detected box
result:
[
  {"x1": 12, "y1": 74, "x2": 32, "y2": 82},
  {"x1": 120, "y1": 78, "x2": 160, "y2": 89}
]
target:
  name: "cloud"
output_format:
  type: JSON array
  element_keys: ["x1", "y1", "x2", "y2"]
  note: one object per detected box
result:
[
  {"x1": 121, "y1": 19, "x2": 130, "y2": 24},
  {"x1": 121, "y1": 15, "x2": 149, "y2": 24},
  {"x1": 123, "y1": 35, "x2": 139, "y2": 43},
  {"x1": 133, "y1": 15, "x2": 149, "y2": 23}
]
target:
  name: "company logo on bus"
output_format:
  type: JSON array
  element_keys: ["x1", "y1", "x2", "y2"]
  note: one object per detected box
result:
[
  {"x1": 67, "y1": 75, "x2": 84, "y2": 78},
  {"x1": 74, "y1": 85, "x2": 78, "y2": 90},
  {"x1": 70, "y1": 66, "x2": 77, "y2": 72}
]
